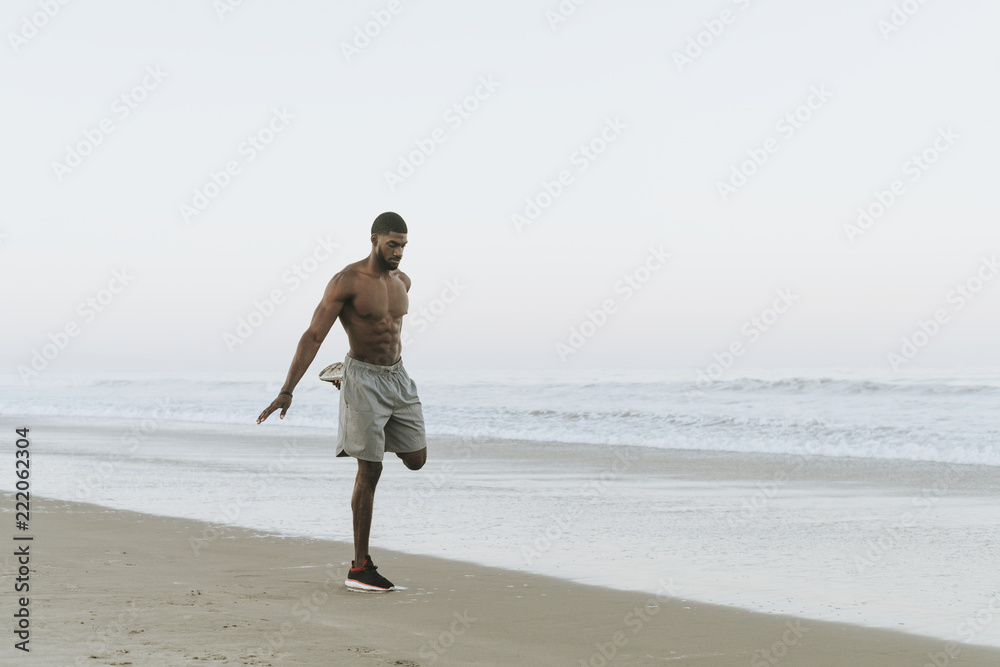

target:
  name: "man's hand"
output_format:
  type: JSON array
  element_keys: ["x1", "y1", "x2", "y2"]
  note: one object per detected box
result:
[
  {"x1": 257, "y1": 394, "x2": 292, "y2": 424},
  {"x1": 332, "y1": 378, "x2": 342, "y2": 390}
]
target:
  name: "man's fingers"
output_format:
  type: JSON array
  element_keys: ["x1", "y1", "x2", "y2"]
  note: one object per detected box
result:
[
  {"x1": 258, "y1": 396, "x2": 291, "y2": 423},
  {"x1": 257, "y1": 403, "x2": 278, "y2": 423}
]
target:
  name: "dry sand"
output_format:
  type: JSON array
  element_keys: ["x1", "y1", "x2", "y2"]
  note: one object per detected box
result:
[{"x1": 3, "y1": 495, "x2": 999, "y2": 666}]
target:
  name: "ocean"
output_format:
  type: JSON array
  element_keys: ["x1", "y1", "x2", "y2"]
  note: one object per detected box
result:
[{"x1": 2, "y1": 367, "x2": 998, "y2": 466}]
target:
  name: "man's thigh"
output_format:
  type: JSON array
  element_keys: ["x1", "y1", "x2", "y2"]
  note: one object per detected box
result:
[{"x1": 383, "y1": 402, "x2": 426, "y2": 456}]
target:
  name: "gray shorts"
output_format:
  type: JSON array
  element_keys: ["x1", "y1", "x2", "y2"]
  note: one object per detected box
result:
[{"x1": 336, "y1": 355, "x2": 426, "y2": 462}]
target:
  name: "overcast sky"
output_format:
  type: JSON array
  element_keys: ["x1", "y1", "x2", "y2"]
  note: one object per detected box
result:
[{"x1": 2, "y1": 0, "x2": 998, "y2": 377}]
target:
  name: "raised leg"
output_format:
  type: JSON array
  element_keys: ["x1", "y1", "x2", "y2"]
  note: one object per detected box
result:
[
  {"x1": 351, "y1": 459, "x2": 383, "y2": 565},
  {"x1": 396, "y1": 447, "x2": 426, "y2": 471}
]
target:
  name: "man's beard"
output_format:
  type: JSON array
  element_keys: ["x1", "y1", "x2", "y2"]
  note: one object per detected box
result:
[{"x1": 377, "y1": 247, "x2": 399, "y2": 268}]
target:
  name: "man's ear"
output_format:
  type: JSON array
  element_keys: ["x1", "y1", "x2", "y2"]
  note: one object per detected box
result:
[{"x1": 370, "y1": 233, "x2": 378, "y2": 245}]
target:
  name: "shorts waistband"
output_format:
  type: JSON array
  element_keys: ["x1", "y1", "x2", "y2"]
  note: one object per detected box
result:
[{"x1": 344, "y1": 354, "x2": 404, "y2": 374}]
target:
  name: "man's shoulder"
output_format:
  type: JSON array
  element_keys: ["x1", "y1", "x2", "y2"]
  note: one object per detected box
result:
[
  {"x1": 332, "y1": 259, "x2": 369, "y2": 282},
  {"x1": 325, "y1": 260, "x2": 367, "y2": 297},
  {"x1": 395, "y1": 270, "x2": 412, "y2": 290}
]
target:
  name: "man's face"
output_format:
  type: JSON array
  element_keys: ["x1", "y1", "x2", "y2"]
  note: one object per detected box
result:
[{"x1": 374, "y1": 232, "x2": 407, "y2": 269}]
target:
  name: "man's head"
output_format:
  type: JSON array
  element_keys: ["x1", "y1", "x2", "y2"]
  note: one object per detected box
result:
[
  {"x1": 371, "y1": 211, "x2": 407, "y2": 236},
  {"x1": 370, "y1": 211, "x2": 407, "y2": 270}
]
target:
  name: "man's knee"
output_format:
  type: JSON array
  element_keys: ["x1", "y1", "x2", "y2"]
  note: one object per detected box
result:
[
  {"x1": 398, "y1": 449, "x2": 426, "y2": 471},
  {"x1": 356, "y1": 460, "x2": 383, "y2": 485}
]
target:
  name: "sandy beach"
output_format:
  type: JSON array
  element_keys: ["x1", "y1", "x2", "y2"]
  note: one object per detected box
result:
[{"x1": 0, "y1": 494, "x2": 997, "y2": 666}]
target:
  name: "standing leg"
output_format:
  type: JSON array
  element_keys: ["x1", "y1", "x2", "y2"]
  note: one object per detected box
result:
[{"x1": 351, "y1": 459, "x2": 382, "y2": 565}]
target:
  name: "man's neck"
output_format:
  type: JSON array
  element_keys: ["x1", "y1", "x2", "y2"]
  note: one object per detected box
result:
[{"x1": 365, "y1": 253, "x2": 392, "y2": 275}]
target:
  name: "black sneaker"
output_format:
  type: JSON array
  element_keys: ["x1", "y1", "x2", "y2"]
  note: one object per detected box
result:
[{"x1": 345, "y1": 556, "x2": 395, "y2": 592}]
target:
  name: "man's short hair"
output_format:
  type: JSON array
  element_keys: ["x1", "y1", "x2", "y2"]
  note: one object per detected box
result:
[{"x1": 371, "y1": 211, "x2": 407, "y2": 236}]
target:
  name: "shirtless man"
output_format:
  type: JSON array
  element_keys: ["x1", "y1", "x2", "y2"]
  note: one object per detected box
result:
[{"x1": 257, "y1": 212, "x2": 426, "y2": 592}]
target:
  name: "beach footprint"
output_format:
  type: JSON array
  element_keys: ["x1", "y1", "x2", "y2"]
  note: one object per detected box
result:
[{"x1": 345, "y1": 646, "x2": 419, "y2": 665}]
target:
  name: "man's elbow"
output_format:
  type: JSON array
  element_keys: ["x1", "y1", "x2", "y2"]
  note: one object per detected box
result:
[{"x1": 301, "y1": 329, "x2": 324, "y2": 349}]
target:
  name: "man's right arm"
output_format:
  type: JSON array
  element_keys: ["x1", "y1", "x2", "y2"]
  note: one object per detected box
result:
[{"x1": 257, "y1": 271, "x2": 351, "y2": 424}]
